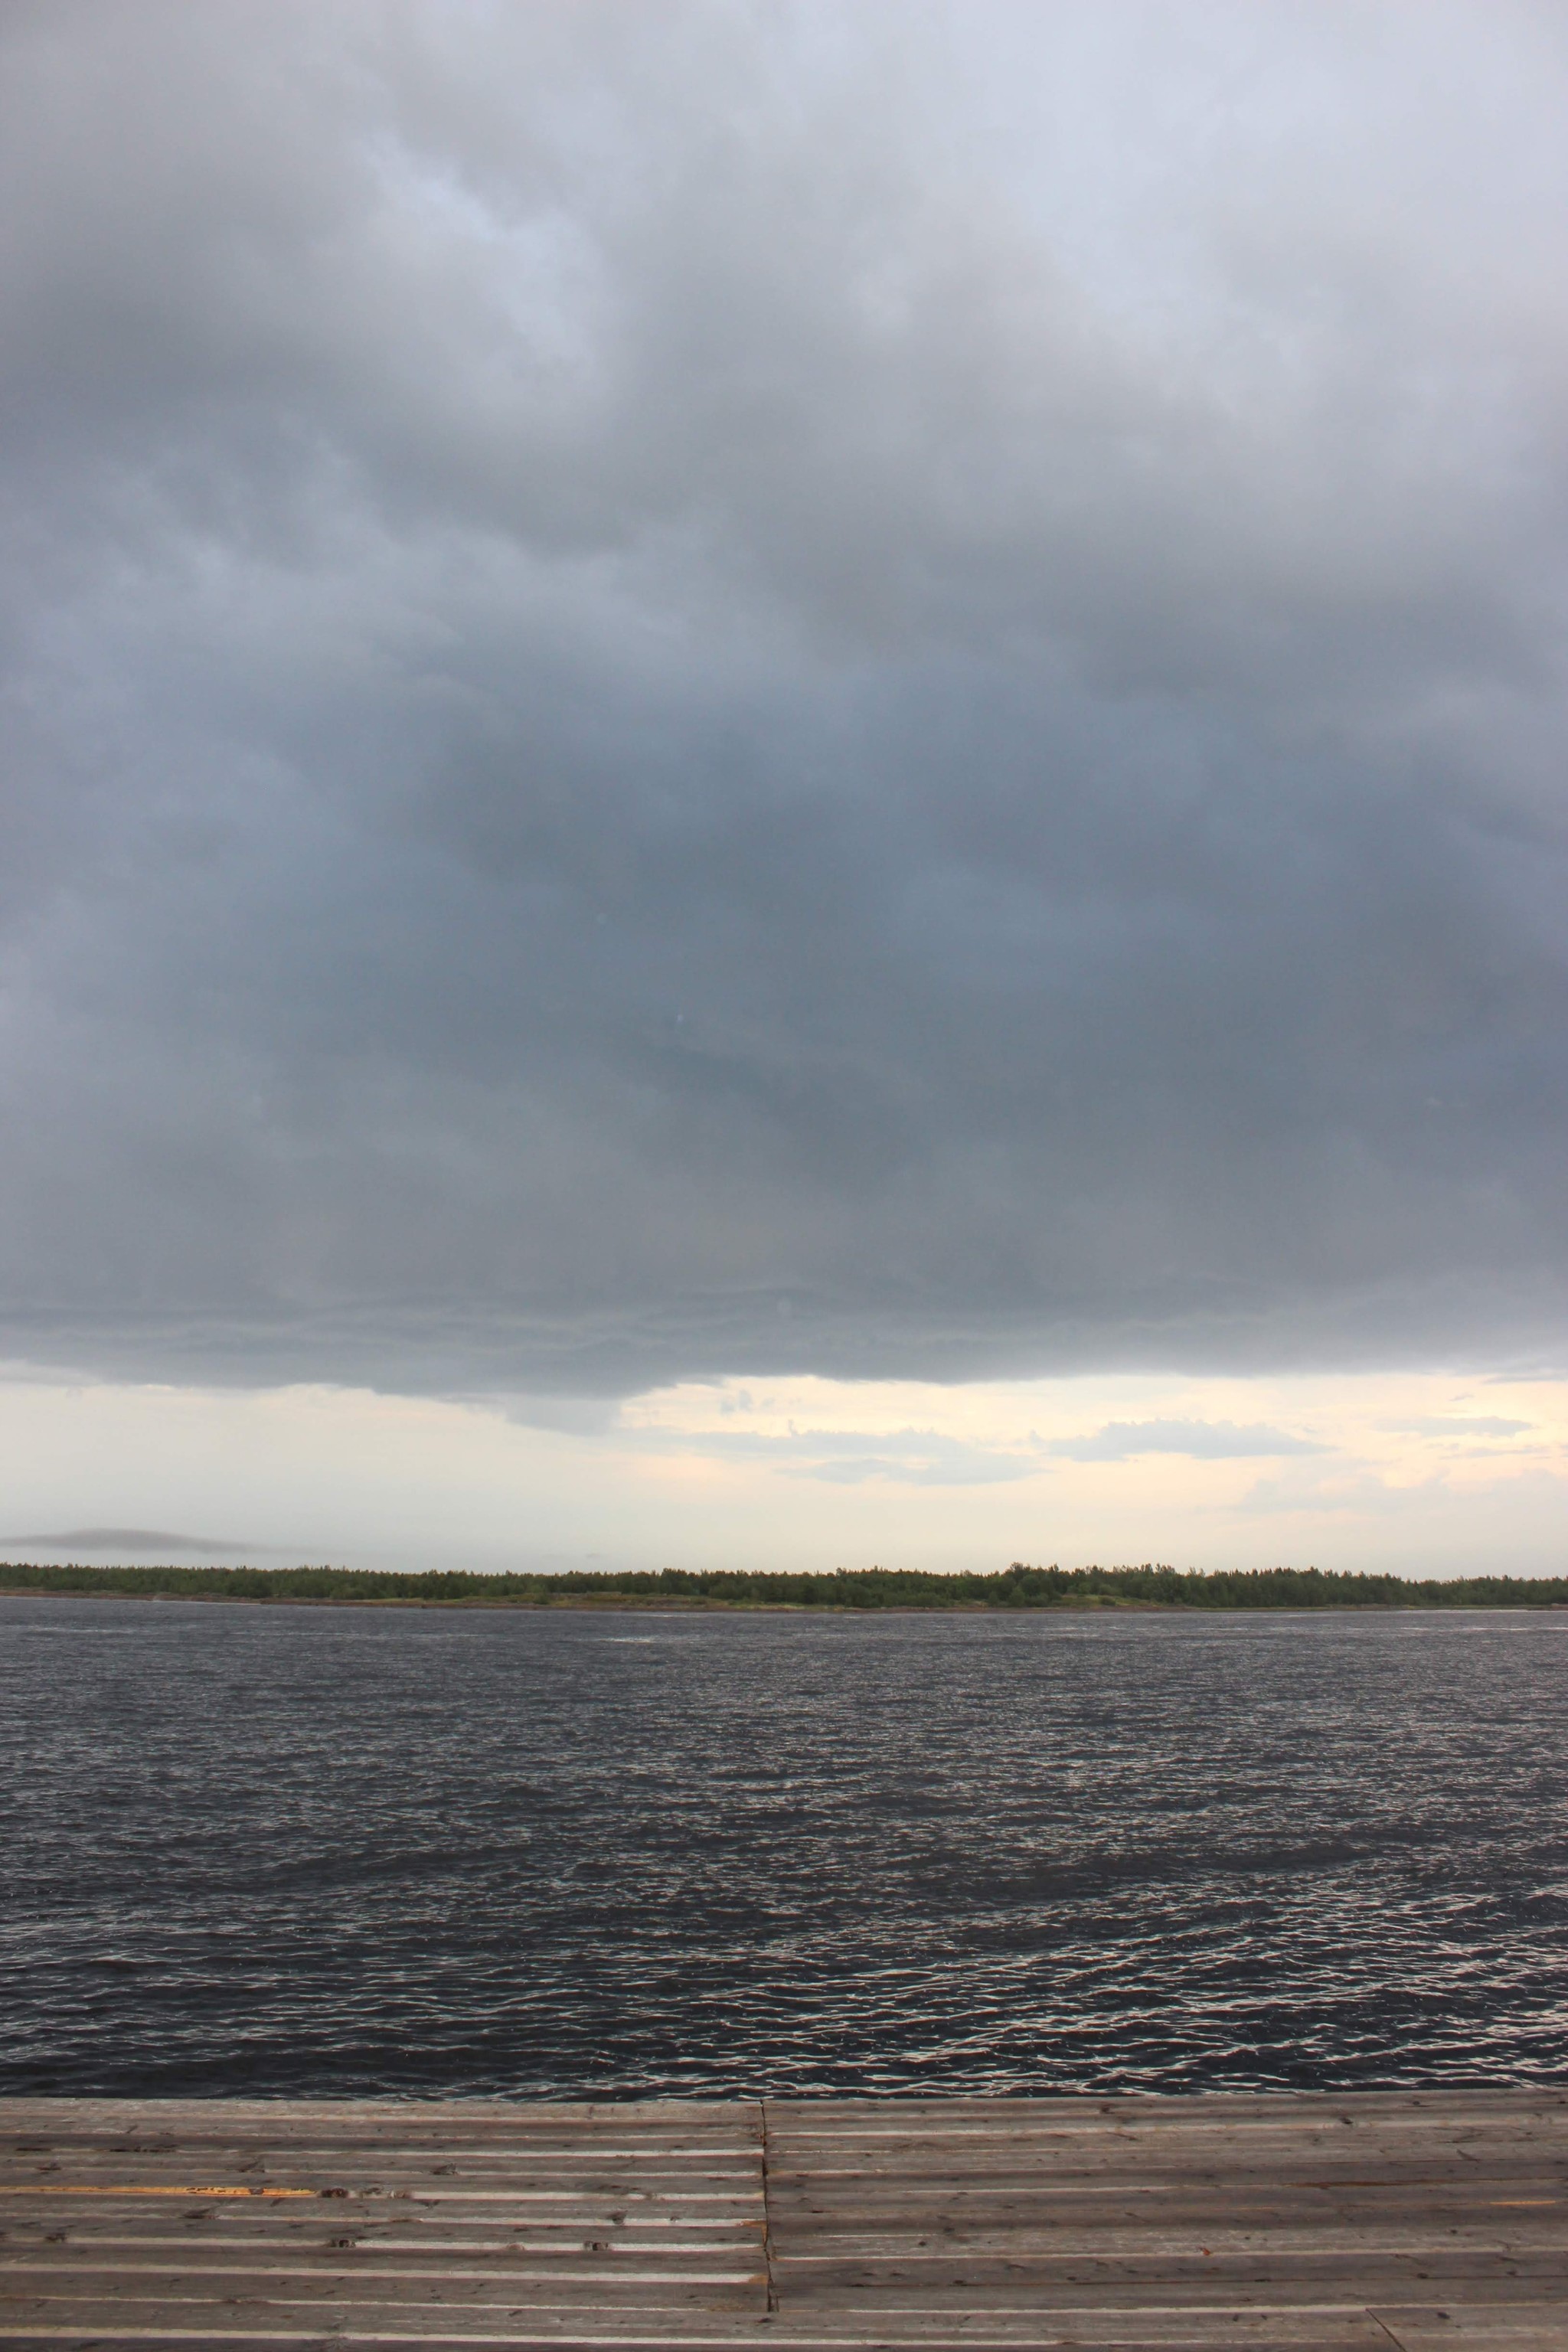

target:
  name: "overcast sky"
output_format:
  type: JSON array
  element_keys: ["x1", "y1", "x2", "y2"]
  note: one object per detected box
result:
[{"x1": 3, "y1": 3, "x2": 1566, "y2": 1570}]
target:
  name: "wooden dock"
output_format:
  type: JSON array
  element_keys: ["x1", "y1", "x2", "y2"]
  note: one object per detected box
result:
[{"x1": 1, "y1": 2091, "x2": 1563, "y2": 2349}]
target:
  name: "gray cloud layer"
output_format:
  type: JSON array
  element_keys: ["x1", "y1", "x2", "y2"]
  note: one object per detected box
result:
[
  {"x1": 3, "y1": 2, "x2": 1567, "y2": 1395},
  {"x1": 0, "y1": 1529, "x2": 259, "y2": 1556}
]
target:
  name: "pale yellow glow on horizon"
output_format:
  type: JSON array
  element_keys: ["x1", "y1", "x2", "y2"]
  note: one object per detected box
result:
[{"x1": 1, "y1": 1360, "x2": 1564, "y2": 1582}]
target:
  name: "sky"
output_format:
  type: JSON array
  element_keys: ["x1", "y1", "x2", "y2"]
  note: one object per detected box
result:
[{"x1": 2, "y1": 1, "x2": 1566, "y2": 1577}]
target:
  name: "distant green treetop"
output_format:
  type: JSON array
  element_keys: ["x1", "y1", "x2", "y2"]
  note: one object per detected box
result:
[{"x1": 1, "y1": 1560, "x2": 1564, "y2": 1609}]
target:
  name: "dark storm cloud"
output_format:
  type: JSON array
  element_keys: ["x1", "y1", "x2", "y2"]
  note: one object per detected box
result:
[{"x1": 2, "y1": 2, "x2": 1567, "y2": 1393}]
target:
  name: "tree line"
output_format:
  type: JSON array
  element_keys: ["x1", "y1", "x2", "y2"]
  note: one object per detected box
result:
[{"x1": 2, "y1": 1561, "x2": 1565, "y2": 1607}]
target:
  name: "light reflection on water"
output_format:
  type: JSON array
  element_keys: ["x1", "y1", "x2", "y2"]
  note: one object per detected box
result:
[{"x1": 2, "y1": 1596, "x2": 1565, "y2": 2097}]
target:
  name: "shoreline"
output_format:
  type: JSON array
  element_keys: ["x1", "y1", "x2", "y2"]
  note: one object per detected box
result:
[{"x1": 4, "y1": 1575, "x2": 1566, "y2": 1614}]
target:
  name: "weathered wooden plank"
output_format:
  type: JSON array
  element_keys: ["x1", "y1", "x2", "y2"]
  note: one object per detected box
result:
[
  {"x1": 2, "y1": 2198, "x2": 766, "y2": 2220},
  {"x1": 0, "y1": 2233, "x2": 767, "y2": 2259},
  {"x1": 0, "y1": 2314, "x2": 1424, "y2": 2350},
  {"x1": 0, "y1": 2288, "x2": 771, "y2": 2329},
  {"x1": 0, "y1": 2117, "x2": 762, "y2": 2135},
  {"x1": 769, "y1": 2122, "x2": 1566, "y2": 2157},
  {"x1": 762, "y1": 2159, "x2": 1568, "y2": 2194},
  {"x1": 761, "y1": 2122, "x2": 1568, "y2": 2154},
  {"x1": 0, "y1": 2164, "x2": 765, "y2": 2180},
  {"x1": 0, "y1": 2220, "x2": 771, "y2": 2239},
  {"x1": 0, "y1": 2139, "x2": 760, "y2": 2157},
  {"x1": 0, "y1": 2122, "x2": 763, "y2": 2141},
  {"x1": 760, "y1": 2223, "x2": 1568, "y2": 2256},
  {"x1": 769, "y1": 2259, "x2": 1568, "y2": 2311},
  {"x1": 760, "y1": 2139, "x2": 1568, "y2": 2167},
  {"x1": 0, "y1": 2171, "x2": 765, "y2": 2193},
  {"x1": 0, "y1": 2237, "x2": 766, "y2": 2262},
  {"x1": 0, "y1": 2314, "x2": 1406, "y2": 2350},
  {"x1": 1372, "y1": 2308, "x2": 1568, "y2": 2351},
  {"x1": 760, "y1": 2174, "x2": 1568, "y2": 2207},
  {"x1": 765, "y1": 2122, "x2": 1568, "y2": 2145},
  {"x1": 0, "y1": 2157, "x2": 762, "y2": 2180},
  {"x1": 0, "y1": 2237, "x2": 766, "y2": 2256},
  {"x1": 771, "y1": 2233, "x2": 1568, "y2": 2272},
  {"x1": 0, "y1": 2283, "x2": 771, "y2": 2324},
  {"x1": 765, "y1": 2093, "x2": 1568, "y2": 2124},
  {"x1": 1, "y1": 2263, "x2": 768, "y2": 2297},
  {"x1": 0, "y1": 2135, "x2": 761, "y2": 2154},
  {"x1": 753, "y1": 2321, "x2": 1419, "y2": 2347},
  {"x1": 0, "y1": 2151, "x2": 765, "y2": 2167},
  {"x1": 760, "y1": 2146, "x2": 1568, "y2": 2175},
  {"x1": 0, "y1": 2165, "x2": 765, "y2": 2187},
  {"x1": 764, "y1": 2190, "x2": 1568, "y2": 2223}
]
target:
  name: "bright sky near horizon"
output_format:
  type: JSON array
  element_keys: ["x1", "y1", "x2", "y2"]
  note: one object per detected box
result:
[
  {"x1": 3, "y1": 3, "x2": 1567, "y2": 1576},
  {"x1": 6, "y1": 1366, "x2": 1567, "y2": 1579}
]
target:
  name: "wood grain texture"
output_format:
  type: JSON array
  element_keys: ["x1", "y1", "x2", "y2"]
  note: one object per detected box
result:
[{"x1": 2, "y1": 2095, "x2": 1563, "y2": 2347}]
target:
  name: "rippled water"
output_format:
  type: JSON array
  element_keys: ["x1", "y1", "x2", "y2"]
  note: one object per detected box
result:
[{"x1": 2, "y1": 1595, "x2": 1566, "y2": 2098}]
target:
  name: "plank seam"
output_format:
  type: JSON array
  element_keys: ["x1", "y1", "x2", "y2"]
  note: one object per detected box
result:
[{"x1": 759, "y1": 2102, "x2": 776, "y2": 2317}]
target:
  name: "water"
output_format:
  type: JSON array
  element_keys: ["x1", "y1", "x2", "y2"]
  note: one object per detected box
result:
[{"x1": 2, "y1": 1595, "x2": 1565, "y2": 2099}]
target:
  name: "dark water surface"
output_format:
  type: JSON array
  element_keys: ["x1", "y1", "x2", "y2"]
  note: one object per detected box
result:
[{"x1": 2, "y1": 1596, "x2": 1565, "y2": 2098}]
